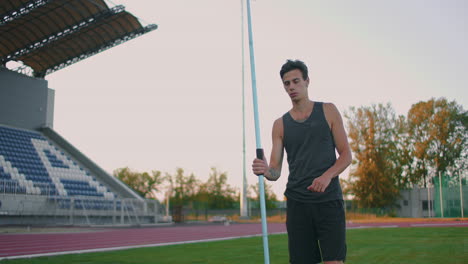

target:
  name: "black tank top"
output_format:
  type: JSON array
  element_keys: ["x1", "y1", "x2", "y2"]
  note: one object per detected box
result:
[{"x1": 283, "y1": 102, "x2": 343, "y2": 203}]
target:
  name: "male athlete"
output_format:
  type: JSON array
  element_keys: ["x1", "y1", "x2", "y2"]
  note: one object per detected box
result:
[{"x1": 252, "y1": 60, "x2": 352, "y2": 264}]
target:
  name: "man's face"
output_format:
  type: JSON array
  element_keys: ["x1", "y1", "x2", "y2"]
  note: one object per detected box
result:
[{"x1": 282, "y1": 69, "x2": 309, "y2": 101}]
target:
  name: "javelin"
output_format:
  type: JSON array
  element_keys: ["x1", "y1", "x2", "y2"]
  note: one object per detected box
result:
[{"x1": 245, "y1": 0, "x2": 270, "y2": 263}]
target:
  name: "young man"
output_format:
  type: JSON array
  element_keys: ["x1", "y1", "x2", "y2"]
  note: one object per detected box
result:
[{"x1": 252, "y1": 60, "x2": 352, "y2": 264}]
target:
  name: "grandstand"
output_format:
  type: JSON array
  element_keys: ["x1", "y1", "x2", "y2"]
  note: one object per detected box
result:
[{"x1": 0, "y1": 0, "x2": 165, "y2": 225}]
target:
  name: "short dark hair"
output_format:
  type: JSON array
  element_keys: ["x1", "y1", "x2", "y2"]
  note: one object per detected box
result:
[{"x1": 280, "y1": 59, "x2": 309, "y2": 81}]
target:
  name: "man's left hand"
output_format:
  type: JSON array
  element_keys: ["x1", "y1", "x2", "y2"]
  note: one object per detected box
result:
[{"x1": 307, "y1": 175, "x2": 332, "y2": 193}]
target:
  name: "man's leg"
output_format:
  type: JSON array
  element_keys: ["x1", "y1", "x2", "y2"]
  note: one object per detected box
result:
[
  {"x1": 286, "y1": 199, "x2": 322, "y2": 264},
  {"x1": 316, "y1": 200, "x2": 347, "y2": 263}
]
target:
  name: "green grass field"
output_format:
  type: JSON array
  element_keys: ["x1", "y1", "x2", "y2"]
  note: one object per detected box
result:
[{"x1": 3, "y1": 227, "x2": 467, "y2": 264}]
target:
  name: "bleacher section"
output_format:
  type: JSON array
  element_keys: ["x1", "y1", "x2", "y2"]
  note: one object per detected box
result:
[
  {"x1": 0, "y1": 125, "x2": 116, "y2": 199},
  {"x1": 0, "y1": 125, "x2": 166, "y2": 225}
]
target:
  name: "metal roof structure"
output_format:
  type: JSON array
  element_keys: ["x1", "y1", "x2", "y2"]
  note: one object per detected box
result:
[{"x1": 0, "y1": 0, "x2": 157, "y2": 78}]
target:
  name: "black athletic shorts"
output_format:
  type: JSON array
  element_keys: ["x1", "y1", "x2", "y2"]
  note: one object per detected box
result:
[{"x1": 286, "y1": 199, "x2": 347, "y2": 264}]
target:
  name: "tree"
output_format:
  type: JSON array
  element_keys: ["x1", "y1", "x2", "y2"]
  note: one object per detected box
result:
[
  {"x1": 406, "y1": 97, "x2": 467, "y2": 187},
  {"x1": 200, "y1": 167, "x2": 237, "y2": 209},
  {"x1": 250, "y1": 180, "x2": 278, "y2": 209},
  {"x1": 166, "y1": 168, "x2": 199, "y2": 207},
  {"x1": 339, "y1": 178, "x2": 353, "y2": 199},
  {"x1": 345, "y1": 103, "x2": 402, "y2": 208},
  {"x1": 113, "y1": 167, "x2": 164, "y2": 199}
]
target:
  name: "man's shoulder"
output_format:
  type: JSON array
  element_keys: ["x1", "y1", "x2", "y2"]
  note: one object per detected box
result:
[
  {"x1": 322, "y1": 102, "x2": 343, "y2": 127},
  {"x1": 273, "y1": 117, "x2": 284, "y2": 127},
  {"x1": 322, "y1": 102, "x2": 340, "y2": 114},
  {"x1": 272, "y1": 117, "x2": 284, "y2": 137},
  {"x1": 322, "y1": 102, "x2": 337, "y2": 109}
]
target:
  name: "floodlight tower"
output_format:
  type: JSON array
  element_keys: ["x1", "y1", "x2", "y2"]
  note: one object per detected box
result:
[{"x1": 240, "y1": 0, "x2": 249, "y2": 219}]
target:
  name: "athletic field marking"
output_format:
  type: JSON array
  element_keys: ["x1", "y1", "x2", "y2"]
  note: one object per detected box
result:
[
  {"x1": 347, "y1": 225, "x2": 397, "y2": 229},
  {"x1": 411, "y1": 223, "x2": 468, "y2": 227},
  {"x1": 0, "y1": 232, "x2": 287, "y2": 261}
]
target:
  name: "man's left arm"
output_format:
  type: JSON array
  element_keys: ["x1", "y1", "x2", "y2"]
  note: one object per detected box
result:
[{"x1": 308, "y1": 103, "x2": 352, "y2": 193}]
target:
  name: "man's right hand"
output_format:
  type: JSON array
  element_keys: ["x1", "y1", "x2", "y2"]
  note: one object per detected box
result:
[{"x1": 252, "y1": 157, "x2": 268, "y2": 176}]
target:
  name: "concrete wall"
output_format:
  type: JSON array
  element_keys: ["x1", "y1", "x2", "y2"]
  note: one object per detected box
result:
[
  {"x1": 0, "y1": 67, "x2": 54, "y2": 129},
  {"x1": 397, "y1": 188, "x2": 434, "y2": 218},
  {"x1": 397, "y1": 186, "x2": 467, "y2": 218}
]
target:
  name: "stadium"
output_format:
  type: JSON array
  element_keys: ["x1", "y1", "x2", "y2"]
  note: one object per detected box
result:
[
  {"x1": 1, "y1": 0, "x2": 467, "y2": 263},
  {"x1": 0, "y1": 0, "x2": 164, "y2": 226}
]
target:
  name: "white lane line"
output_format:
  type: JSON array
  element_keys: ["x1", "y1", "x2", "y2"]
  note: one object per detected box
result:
[
  {"x1": 347, "y1": 226, "x2": 372, "y2": 229},
  {"x1": 347, "y1": 225, "x2": 398, "y2": 229},
  {"x1": 411, "y1": 223, "x2": 468, "y2": 227}
]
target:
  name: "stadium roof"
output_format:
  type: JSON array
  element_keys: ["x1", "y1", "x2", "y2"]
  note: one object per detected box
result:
[{"x1": 0, "y1": 0, "x2": 157, "y2": 78}]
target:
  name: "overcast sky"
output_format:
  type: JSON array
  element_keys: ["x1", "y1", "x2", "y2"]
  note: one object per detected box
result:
[{"x1": 46, "y1": 0, "x2": 468, "y2": 199}]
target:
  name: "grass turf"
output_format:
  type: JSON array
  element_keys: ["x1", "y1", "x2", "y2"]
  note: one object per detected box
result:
[{"x1": 2, "y1": 227, "x2": 466, "y2": 264}]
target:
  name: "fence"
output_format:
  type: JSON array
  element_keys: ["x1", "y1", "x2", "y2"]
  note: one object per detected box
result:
[
  {"x1": 433, "y1": 172, "x2": 467, "y2": 218},
  {"x1": 0, "y1": 180, "x2": 167, "y2": 226}
]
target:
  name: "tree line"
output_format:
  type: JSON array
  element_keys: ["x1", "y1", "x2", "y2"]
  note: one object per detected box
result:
[
  {"x1": 344, "y1": 97, "x2": 467, "y2": 208},
  {"x1": 113, "y1": 167, "x2": 278, "y2": 210},
  {"x1": 114, "y1": 97, "x2": 466, "y2": 211}
]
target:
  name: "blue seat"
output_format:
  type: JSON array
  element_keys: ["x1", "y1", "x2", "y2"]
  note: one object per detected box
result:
[{"x1": 0, "y1": 125, "x2": 117, "y2": 200}]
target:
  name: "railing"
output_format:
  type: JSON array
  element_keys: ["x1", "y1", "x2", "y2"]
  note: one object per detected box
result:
[
  {"x1": 0, "y1": 179, "x2": 166, "y2": 225},
  {"x1": 0, "y1": 179, "x2": 27, "y2": 194}
]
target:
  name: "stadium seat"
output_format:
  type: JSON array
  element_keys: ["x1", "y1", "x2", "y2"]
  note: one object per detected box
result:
[{"x1": 0, "y1": 125, "x2": 116, "y2": 203}]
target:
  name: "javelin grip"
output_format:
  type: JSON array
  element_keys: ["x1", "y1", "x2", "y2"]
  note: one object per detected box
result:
[{"x1": 256, "y1": 148, "x2": 264, "y2": 160}]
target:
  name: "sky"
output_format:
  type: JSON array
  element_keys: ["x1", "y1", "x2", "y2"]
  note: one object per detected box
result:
[{"x1": 44, "y1": 0, "x2": 468, "y2": 200}]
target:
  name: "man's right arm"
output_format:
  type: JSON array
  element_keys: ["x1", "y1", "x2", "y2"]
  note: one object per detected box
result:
[{"x1": 252, "y1": 118, "x2": 284, "y2": 181}]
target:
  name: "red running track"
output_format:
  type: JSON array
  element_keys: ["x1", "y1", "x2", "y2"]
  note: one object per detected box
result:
[{"x1": 1, "y1": 221, "x2": 467, "y2": 260}]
